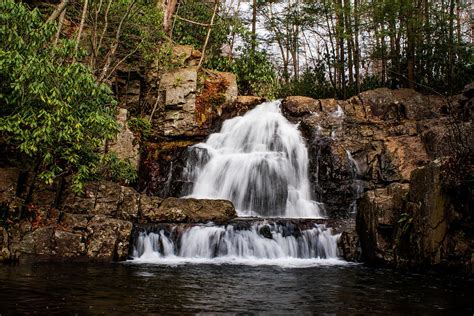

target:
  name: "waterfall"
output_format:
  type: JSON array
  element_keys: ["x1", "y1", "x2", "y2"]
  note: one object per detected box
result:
[
  {"x1": 346, "y1": 150, "x2": 364, "y2": 214},
  {"x1": 128, "y1": 100, "x2": 345, "y2": 266},
  {"x1": 130, "y1": 222, "x2": 345, "y2": 267},
  {"x1": 183, "y1": 100, "x2": 324, "y2": 218}
]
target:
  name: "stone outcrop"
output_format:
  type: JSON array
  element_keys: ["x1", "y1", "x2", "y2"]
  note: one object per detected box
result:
[
  {"x1": 108, "y1": 108, "x2": 140, "y2": 171},
  {"x1": 159, "y1": 67, "x2": 200, "y2": 137},
  {"x1": 157, "y1": 67, "x2": 238, "y2": 138},
  {"x1": 283, "y1": 87, "x2": 470, "y2": 218},
  {"x1": 148, "y1": 197, "x2": 236, "y2": 224},
  {"x1": 282, "y1": 85, "x2": 473, "y2": 274},
  {"x1": 356, "y1": 160, "x2": 472, "y2": 274},
  {"x1": 0, "y1": 175, "x2": 236, "y2": 263}
]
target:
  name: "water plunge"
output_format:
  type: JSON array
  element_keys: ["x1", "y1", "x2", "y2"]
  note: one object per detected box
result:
[
  {"x1": 183, "y1": 100, "x2": 324, "y2": 218},
  {"x1": 131, "y1": 222, "x2": 342, "y2": 266}
]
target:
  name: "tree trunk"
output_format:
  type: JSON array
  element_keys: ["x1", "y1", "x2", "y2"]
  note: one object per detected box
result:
[
  {"x1": 53, "y1": 7, "x2": 67, "y2": 47},
  {"x1": 344, "y1": 0, "x2": 353, "y2": 86},
  {"x1": 199, "y1": 0, "x2": 219, "y2": 68},
  {"x1": 162, "y1": 0, "x2": 179, "y2": 36},
  {"x1": 47, "y1": 0, "x2": 70, "y2": 23},
  {"x1": 406, "y1": 1, "x2": 416, "y2": 89},
  {"x1": 335, "y1": 0, "x2": 345, "y2": 98},
  {"x1": 353, "y1": 0, "x2": 360, "y2": 93},
  {"x1": 252, "y1": 0, "x2": 257, "y2": 53},
  {"x1": 73, "y1": 0, "x2": 89, "y2": 61}
]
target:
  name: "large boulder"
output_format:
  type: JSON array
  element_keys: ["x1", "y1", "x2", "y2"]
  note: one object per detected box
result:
[
  {"x1": 285, "y1": 88, "x2": 461, "y2": 219},
  {"x1": 147, "y1": 197, "x2": 237, "y2": 224},
  {"x1": 282, "y1": 96, "x2": 320, "y2": 117},
  {"x1": 160, "y1": 67, "x2": 199, "y2": 137},
  {"x1": 158, "y1": 67, "x2": 239, "y2": 137},
  {"x1": 356, "y1": 160, "x2": 473, "y2": 274},
  {"x1": 61, "y1": 181, "x2": 139, "y2": 221},
  {"x1": 86, "y1": 215, "x2": 133, "y2": 261},
  {"x1": 356, "y1": 183, "x2": 409, "y2": 265}
]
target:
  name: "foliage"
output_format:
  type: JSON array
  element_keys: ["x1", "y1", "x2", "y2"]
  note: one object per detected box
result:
[
  {"x1": 257, "y1": 0, "x2": 473, "y2": 98},
  {"x1": 128, "y1": 116, "x2": 151, "y2": 140},
  {"x1": 398, "y1": 213, "x2": 413, "y2": 236},
  {"x1": 277, "y1": 64, "x2": 336, "y2": 99},
  {"x1": 231, "y1": 43, "x2": 279, "y2": 98},
  {"x1": 173, "y1": 0, "x2": 232, "y2": 69},
  {"x1": 0, "y1": 0, "x2": 119, "y2": 193},
  {"x1": 98, "y1": 153, "x2": 138, "y2": 185},
  {"x1": 110, "y1": 0, "x2": 165, "y2": 63}
]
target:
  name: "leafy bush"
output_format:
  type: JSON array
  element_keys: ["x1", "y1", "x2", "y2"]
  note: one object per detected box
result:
[{"x1": 0, "y1": 1, "x2": 119, "y2": 193}]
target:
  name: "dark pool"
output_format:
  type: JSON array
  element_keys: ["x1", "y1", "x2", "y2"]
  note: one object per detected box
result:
[{"x1": 0, "y1": 262, "x2": 472, "y2": 314}]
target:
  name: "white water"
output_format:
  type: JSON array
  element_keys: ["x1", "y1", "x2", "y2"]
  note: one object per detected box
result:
[
  {"x1": 346, "y1": 150, "x2": 364, "y2": 214},
  {"x1": 184, "y1": 100, "x2": 324, "y2": 218},
  {"x1": 131, "y1": 223, "x2": 346, "y2": 267}
]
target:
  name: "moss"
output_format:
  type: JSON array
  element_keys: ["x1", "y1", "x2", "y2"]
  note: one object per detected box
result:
[{"x1": 195, "y1": 72, "x2": 230, "y2": 125}]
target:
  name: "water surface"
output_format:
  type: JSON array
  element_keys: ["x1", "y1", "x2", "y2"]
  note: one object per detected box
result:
[{"x1": 0, "y1": 263, "x2": 472, "y2": 314}]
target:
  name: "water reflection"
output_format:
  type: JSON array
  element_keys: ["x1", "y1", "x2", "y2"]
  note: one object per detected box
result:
[{"x1": 0, "y1": 263, "x2": 472, "y2": 314}]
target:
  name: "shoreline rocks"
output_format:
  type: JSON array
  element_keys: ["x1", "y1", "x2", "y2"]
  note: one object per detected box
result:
[{"x1": 0, "y1": 175, "x2": 237, "y2": 263}]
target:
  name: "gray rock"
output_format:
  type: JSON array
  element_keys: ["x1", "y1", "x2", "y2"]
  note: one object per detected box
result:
[{"x1": 86, "y1": 215, "x2": 133, "y2": 262}]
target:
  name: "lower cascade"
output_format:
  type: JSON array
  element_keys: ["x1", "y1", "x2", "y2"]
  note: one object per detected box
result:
[
  {"x1": 183, "y1": 100, "x2": 324, "y2": 218},
  {"x1": 130, "y1": 221, "x2": 344, "y2": 266}
]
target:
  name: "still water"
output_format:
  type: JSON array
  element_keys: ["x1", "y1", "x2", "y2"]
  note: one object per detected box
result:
[{"x1": 0, "y1": 262, "x2": 472, "y2": 314}]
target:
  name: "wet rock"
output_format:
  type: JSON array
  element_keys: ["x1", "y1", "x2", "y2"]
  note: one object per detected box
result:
[
  {"x1": 151, "y1": 197, "x2": 237, "y2": 224},
  {"x1": 86, "y1": 215, "x2": 132, "y2": 262},
  {"x1": 139, "y1": 140, "x2": 198, "y2": 197},
  {"x1": 139, "y1": 195, "x2": 164, "y2": 223},
  {"x1": 357, "y1": 159, "x2": 473, "y2": 274},
  {"x1": 259, "y1": 225, "x2": 273, "y2": 239},
  {"x1": 18, "y1": 226, "x2": 55, "y2": 257},
  {"x1": 338, "y1": 229, "x2": 360, "y2": 262}
]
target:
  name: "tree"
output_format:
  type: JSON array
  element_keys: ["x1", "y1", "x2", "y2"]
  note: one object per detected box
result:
[{"x1": 0, "y1": 0, "x2": 119, "y2": 194}]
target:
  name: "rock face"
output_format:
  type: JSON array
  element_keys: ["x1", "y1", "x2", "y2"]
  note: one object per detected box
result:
[
  {"x1": 108, "y1": 108, "x2": 140, "y2": 171},
  {"x1": 159, "y1": 67, "x2": 200, "y2": 137},
  {"x1": 356, "y1": 160, "x2": 472, "y2": 274},
  {"x1": 282, "y1": 85, "x2": 473, "y2": 274},
  {"x1": 149, "y1": 197, "x2": 236, "y2": 224},
  {"x1": 0, "y1": 175, "x2": 236, "y2": 263},
  {"x1": 158, "y1": 67, "x2": 239, "y2": 137},
  {"x1": 282, "y1": 87, "x2": 470, "y2": 218}
]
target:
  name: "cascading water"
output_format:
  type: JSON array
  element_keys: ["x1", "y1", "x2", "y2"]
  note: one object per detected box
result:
[
  {"x1": 130, "y1": 221, "x2": 344, "y2": 267},
  {"x1": 346, "y1": 150, "x2": 364, "y2": 214},
  {"x1": 183, "y1": 100, "x2": 323, "y2": 218},
  {"x1": 129, "y1": 100, "x2": 345, "y2": 266}
]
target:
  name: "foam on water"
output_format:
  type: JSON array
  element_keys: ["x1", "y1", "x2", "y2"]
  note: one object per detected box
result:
[{"x1": 129, "y1": 222, "x2": 346, "y2": 267}]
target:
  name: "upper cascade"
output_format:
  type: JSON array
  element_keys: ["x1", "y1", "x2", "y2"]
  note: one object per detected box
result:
[{"x1": 183, "y1": 100, "x2": 324, "y2": 218}]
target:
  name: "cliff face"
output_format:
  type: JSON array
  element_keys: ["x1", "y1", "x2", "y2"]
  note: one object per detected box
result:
[{"x1": 282, "y1": 85, "x2": 473, "y2": 274}]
